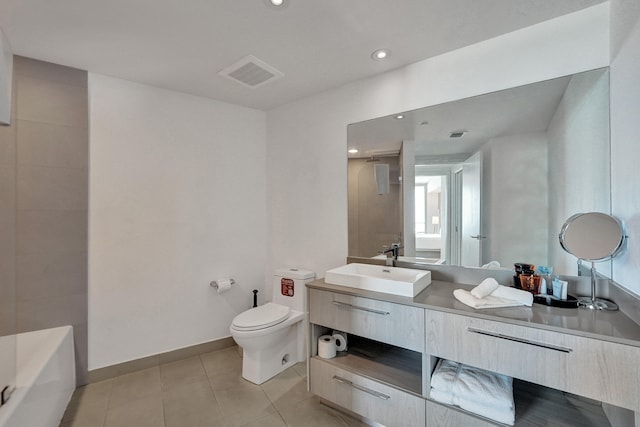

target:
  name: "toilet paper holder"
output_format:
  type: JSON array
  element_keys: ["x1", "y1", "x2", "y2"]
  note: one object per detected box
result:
[{"x1": 210, "y1": 278, "x2": 236, "y2": 289}]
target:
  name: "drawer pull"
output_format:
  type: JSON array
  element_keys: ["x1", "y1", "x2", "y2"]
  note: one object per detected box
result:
[
  {"x1": 331, "y1": 301, "x2": 390, "y2": 315},
  {"x1": 332, "y1": 375, "x2": 390, "y2": 400},
  {"x1": 467, "y1": 327, "x2": 573, "y2": 353}
]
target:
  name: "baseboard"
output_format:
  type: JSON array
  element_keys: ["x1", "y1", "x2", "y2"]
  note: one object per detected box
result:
[{"x1": 88, "y1": 336, "x2": 236, "y2": 383}]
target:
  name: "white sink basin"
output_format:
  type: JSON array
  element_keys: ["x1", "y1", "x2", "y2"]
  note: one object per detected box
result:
[{"x1": 324, "y1": 263, "x2": 431, "y2": 297}]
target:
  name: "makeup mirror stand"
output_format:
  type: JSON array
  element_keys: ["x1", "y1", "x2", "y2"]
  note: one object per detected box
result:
[
  {"x1": 559, "y1": 212, "x2": 627, "y2": 312},
  {"x1": 578, "y1": 261, "x2": 619, "y2": 311}
]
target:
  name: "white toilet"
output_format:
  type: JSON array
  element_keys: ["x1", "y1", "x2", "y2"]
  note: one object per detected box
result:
[{"x1": 230, "y1": 268, "x2": 315, "y2": 384}]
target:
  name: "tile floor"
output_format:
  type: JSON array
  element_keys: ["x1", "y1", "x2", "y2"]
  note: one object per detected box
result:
[{"x1": 60, "y1": 346, "x2": 368, "y2": 427}]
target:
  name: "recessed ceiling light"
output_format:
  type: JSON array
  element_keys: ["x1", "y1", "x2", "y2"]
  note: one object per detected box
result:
[
  {"x1": 395, "y1": 114, "x2": 404, "y2": 119},
  {"x1": 348, "y1": 148, "x2": 359, "y2": 154},
  {"x1": 420, "y1": 121, "x2": 429, "y2": 126},
  {"x1": 371, "y1": 49, "x2": 390, "y2": 60},
  {"x1": 450, "y1": 130, "x2": 467, "y2": 138},
  {"x1": 265, "y1": 0, "x2": 288, "y2": 9}
]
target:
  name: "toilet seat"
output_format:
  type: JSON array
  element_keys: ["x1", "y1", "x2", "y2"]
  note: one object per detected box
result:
[{"x1": 232, "y1": 303, "x2": 290, "y2": 331}]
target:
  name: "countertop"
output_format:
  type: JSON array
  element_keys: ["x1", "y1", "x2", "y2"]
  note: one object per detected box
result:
[{"x1": 307, "y1": 279, "x2": 640, "y2": 347}]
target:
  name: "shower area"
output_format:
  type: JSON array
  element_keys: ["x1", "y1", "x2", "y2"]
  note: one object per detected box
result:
[
  {"x1": 348, "y1": 155, "x2": 402, "y2": 258},
  {"x1": 0, "y1": 54, "x2": 89, "y2": 424}
]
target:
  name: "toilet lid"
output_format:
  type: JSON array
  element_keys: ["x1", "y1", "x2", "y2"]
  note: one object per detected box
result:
[{"x1": 232, "y1": 303, "x2": 290, "y2": 331}]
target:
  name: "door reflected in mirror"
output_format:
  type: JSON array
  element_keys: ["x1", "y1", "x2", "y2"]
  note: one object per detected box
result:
[
  {"x1": 414, "y1": 173, "x2": 445, "y2": 263},
  {"x1": 347, "y1": 68, "x2": 611, "y2": 275}
]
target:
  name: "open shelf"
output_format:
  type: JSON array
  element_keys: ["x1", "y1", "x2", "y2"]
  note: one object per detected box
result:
[
  {"x1": 513, "y1": 379, "x2": 611, "y2": 426},
  {"x1": 313, "y1": 335, "x2": 423, "y2": 396},
  {"x1": 429, "y1": 374, "x2": 612, "y2": 426}
]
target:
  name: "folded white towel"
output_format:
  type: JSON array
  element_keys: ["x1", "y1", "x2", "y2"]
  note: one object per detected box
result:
[
  {"x1": 470, "y1": 277, "x2": 500, "y2": 299},
  {"x1": 430, "y1": 387, "x2": 515, "y2": 425},
  {"x1": 429, "y1": 387, "x2": 455, "y2": 405},
  {"x1": 430, "y1": 359, "x2": 460, "y2": 392},
  {"x1": 454, "y1": 289, "x2": 529, "y2": 309},
  {"x1": 455, "y1": 363, "x2": 514, "y2": 410},
  {"x1": 491, "y1": 285, "x2": 533, "y2": 306},
  {"x1": 430, "y1": 359, "x2": 515, "y2": 425}
]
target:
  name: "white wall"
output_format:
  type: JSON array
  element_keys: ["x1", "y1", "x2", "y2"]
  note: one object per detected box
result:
[
  {"x1": 547, "y1": 70, "x2": 611, "y2": 276},
  {"x1": 482, "y1": 132, "x2": 548, "y2": 270},
  {"x1": 610, "y1": 0, "x2": 640, "y2": 295},
  {"x1": 267, "y1": 4, "x2": 609, "y2": 280},
  {"x1": 89, "y1": 74, "x2": 267, "y2": 369},
  {"x1": 86, "y1": 3, "x2": 622, "y2": 369}
]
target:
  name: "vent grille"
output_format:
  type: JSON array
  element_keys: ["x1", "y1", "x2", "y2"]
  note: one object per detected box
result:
[
  {"x1": 449, "y1": 131, "x2": 467, "y2": 138},
  {"x1": 218, "y1": 55, "x2": 284, "y2": 89}
]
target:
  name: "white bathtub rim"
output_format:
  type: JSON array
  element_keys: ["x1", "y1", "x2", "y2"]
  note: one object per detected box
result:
[
  {"x1": 16, "y1": 326, "x2": 74, "y2": 388},
  {"x1": 0, "y1": 326, "x2": 75, "y2": 427}
]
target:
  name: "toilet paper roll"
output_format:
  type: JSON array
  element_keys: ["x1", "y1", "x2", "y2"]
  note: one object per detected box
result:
[
  {"x1": 318, "y1": 335, "x2": 337, "y2": 359},
  {"x1": 216, "y1": 279, "x2": 233, "y2": 294},
  {"x1": 332, "y1": 331, "x2": 348, "y2": 351}
]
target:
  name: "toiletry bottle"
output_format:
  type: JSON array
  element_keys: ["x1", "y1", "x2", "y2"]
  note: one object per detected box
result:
[
  {"x1": 552, "y1": 278, "x2": 562, "y2": 298},
  {"x1": 514, "y1": 263, "x2": 535, "y2": 289},
  {"x1": 537, "y1": 266, "x2": 556, "y2": 295}
]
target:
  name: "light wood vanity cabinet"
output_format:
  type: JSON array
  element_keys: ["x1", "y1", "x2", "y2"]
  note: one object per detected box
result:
[
  {"x1": 426, "y1": 400, "x2": 497, "y2": 427},
  {"x1": 308, "y1": 282, "x2": 640, "y2": 426},
  {"x1": 308, "y1": 288, "x2": 426, "y2": 427},
  {"x1": 567, "y1": 334, "x2": 640, "y2": 411},
  {"x1": 310, "y1": 358, "x2": 426, "y2": 427},
  {"x1": 426, "y1": 309, "x2": 571, "y2": 392},
  {"x1": 426, "y1": 309, "x2": 640, "y2": 412},
  {"x1": 308, "y1": 288, "x2": 425, "y2": 352}
]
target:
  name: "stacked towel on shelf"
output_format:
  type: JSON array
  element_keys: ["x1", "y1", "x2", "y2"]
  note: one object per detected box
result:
[
  {"x1": 430, "y1": 359, "x2": 515, "y2": 425},
  {"x1": 454, "y1": 278, "x2": 533, "y2": 309}
]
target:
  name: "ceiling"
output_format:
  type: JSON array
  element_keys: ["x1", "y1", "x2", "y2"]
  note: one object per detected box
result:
[
  {"x1": 347, "y1": 73, "x2": 574, "y2": 159},
  {"x1": 0, "y1": 0, "x2": 604, "y2": 110}
]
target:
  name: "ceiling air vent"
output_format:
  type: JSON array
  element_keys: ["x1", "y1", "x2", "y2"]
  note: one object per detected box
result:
[
  {"x1": 218, "y1": 55, "x2": 284, "y2": 89},
  {"x1": 449, "y1": 130, "x2": 467, "y2": 138}
]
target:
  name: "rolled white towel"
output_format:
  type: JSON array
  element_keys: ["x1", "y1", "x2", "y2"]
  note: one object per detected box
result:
[
  {"x1": 470, "y1": 277, "x2": 500, "y2": 299},
  {"x1": 492, "y1": 285, "x2": 533, "y2": 306},
  {"x1": 481, "y1": 261, "x2": 501, "y2": 269}
]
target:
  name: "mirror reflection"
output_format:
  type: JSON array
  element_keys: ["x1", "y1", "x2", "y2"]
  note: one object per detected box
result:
[{"x1": 347, "y1": 68, "x2": 610, "y2": 275}]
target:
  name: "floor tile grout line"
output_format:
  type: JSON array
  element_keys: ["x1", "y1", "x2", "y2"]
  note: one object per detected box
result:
[
  {"x1": 100, "y1": 378, "x2": 113, "y2": 427},
  {"x1": 268, "y1": 396, "x2": 289, "y2": 427},
  {"x1": 63, "y1": 351, "x2": 345, "y2": 427},
  {"x1": 200, "y1": 352, "x2": 230, "y2": 426}
]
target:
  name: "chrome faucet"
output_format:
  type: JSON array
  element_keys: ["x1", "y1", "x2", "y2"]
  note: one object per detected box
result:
[{"x1": 382, "y1": 243, "x2": 403, "y2": 266}]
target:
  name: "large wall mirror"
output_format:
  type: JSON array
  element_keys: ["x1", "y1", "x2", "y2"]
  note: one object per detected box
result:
[{"x1": 347, "y1": 67, "x2": 610, "y2": 276}]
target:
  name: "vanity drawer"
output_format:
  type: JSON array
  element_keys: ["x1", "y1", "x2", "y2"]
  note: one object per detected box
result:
[
  {"x1": 426, "y1": 310, "x2": 570, "y2": 391},
  {"x1": 310, "y1": 357, "x2": 426, "y2": 427},
  {"x1": 309, "y1": 288, "x2": 425, "y2": 352},
  {"x1": 566, "y1": 336, "x2": 640, "y2": 411}
]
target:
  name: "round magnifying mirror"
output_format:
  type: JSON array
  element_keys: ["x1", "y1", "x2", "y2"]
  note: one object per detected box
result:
[
  {"x1": 559, "y1": 212, "x2": 626, "y2": 261},
  {"x1": 559, "y1": 212, "x2": 627, "y2": 310}
]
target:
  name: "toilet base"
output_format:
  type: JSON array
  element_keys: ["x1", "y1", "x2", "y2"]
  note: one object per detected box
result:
[{"x1": 240, "y1": 321, "x2": 304, "y2": 385}]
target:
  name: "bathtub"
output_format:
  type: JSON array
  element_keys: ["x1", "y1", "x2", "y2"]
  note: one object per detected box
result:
[
  {"x1": 0, "y1": 326, "x2": 76, "y2": 427},
  {"x1": 416, "y1": 233, "x2": 442, "y2": 250}
]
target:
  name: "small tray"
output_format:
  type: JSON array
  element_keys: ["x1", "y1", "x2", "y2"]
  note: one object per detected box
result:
[{"x1": 533, "y1": 294, "x2": 579, "y2": 309}]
